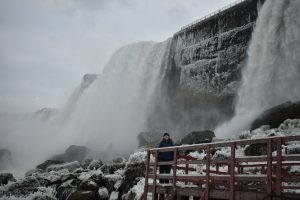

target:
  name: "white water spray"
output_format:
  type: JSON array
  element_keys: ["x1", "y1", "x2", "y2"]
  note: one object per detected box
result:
[
  {"x1": 0, "y1": 39, "x2": 172, "y2": 174},
  {"x1": 215, "y1": 0, "x2": 300, "y2": 137}
]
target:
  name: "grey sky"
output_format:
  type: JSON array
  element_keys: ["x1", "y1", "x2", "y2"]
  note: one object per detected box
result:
[{"x1": 0, "y1": 0, "x2": 236, "y2": 113}]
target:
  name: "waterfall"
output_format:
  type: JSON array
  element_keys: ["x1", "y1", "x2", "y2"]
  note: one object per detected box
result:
[
  {"x1": 56, "y1": 40, "x2": 172, "y2": 152},
  {"x1": 215, "y1": 0, "x2": 300, "y2": 137},
  {"x1": 0, "y1": 39, "x2": 172, "y2": 173}
]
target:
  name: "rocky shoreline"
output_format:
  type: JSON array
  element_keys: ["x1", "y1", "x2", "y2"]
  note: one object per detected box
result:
[{"x1": 1, "y1": 117, "x2": 300, "y2": 200}]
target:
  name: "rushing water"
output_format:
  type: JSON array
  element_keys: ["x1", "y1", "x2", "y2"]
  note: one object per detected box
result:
[{"x1": 215, "y1": 0, "x2": 300, "y2": 137}]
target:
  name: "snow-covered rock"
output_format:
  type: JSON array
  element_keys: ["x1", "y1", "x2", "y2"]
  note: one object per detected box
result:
[
  {"x1": 99, "y1": 187, "x2": 109, "y2": 199},
  {"x1": 46, "y1": 161, "x2": 81, "y2": 172}
]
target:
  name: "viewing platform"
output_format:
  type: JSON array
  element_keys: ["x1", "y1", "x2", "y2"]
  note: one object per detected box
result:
[{"x1": 143, "y1": 135, "x2": 300, "y2": 200}]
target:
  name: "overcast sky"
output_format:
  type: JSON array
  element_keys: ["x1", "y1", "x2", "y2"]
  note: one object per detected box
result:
[{"x1": 0, "y1": 0, "x2": 236, "y2": 113}]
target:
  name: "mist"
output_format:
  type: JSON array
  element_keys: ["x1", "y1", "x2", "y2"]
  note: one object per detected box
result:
[
  {"x1": 1, "y1": 0, "x2": 239, "y2": 175},
  {"x1": 215, "y1": 0, "x2": 300, "y2": 137}
]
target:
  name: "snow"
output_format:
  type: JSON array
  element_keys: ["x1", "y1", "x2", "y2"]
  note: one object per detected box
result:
[
  {"x1": 35, "y1": 169, "x2": 70, "y2": 182},
  {"x1": 98, "y1": 187, "x2": 109, "y2": 198},
  {"x1": 188, "y1": 150, "x2": 206, "y2": 160},
  {"x1": 125, "y1": 178, "x2": 145, "y2": 200},
  {"x1": 126, "y1": 151, "x2": 147, "y2": 165},
  {"x1": 109, "y1": 191, "x2": 119, "y2": 200},
  {"x1": 46, "y1": 161, "x2": 80, "y2": 172},
  {"x1": 78, "y1": 169, "x2": 103, "y2": 181},
  {"x1": 88, "y1": 181, "x2": 97, "y2": 188},
  {"x1": 0, "y1": 187, "x2": 56, "y2": 200}
]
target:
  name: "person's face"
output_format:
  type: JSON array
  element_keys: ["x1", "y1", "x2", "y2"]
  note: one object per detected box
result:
[{"x1": 163, "y1": 135, "x2": 170, "y2": 140}]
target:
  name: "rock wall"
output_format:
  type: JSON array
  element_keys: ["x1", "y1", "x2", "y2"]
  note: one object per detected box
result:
[{"x1": 160, "y1": 0, "x2": 265, "y2": 134}]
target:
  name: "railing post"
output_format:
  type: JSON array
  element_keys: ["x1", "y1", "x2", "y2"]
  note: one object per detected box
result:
[
  {"x1": 205, "y1": 145, "x2": 211, "y2": 200},
  {"x1": 276, "y1": 138, "x2": 283, "y2": 198},
  {"x1": 172, "y1": 148, "x2": 178, "y2": 198},
  {"x1": 143, "y1": 149, "x2": 150, "y2": 200},
  {"x1": 185, "y1": 163, "x2": 189, "y2": 185},
  {"x1": 267, "y1": 139, "x2": 273, "y2": 199},
  {"x1": 152, "y1": 149, "x2": 158, "y2": 200},
  {"x1": 229, "y1": 142, "x2": 236, "y2": 200}
]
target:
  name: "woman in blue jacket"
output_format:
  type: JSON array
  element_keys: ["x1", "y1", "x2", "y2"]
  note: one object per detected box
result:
[{"x1": 158, "y1": 132, "x2": 174, "y2": 183}]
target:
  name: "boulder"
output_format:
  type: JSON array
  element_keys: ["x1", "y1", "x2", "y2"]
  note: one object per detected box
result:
[
  {"x1": 138, "y1": 131, "x2": 163, "y2": 148},
  {"x1": 0, "y1": 173, "x2": 15, "y2": 186},
  {"x1": 88, "y1": 159, "x2": 104, "y2": 170},
  {"x1": 51, "y1": 145, "x2": 90, "y2": 163},
  {"x1": 1, "y1": 176, "x2": 49, "y2": 197},
  {"x1": 46, "y1": 161, "x2": 81, "y2": 172},
  {"x1": 67, "y1": 190, "x2": 99, "y2": 200},
  {"x1": 250, "y1": 101, "x2": 300, "y2": 130},
  {"x1": 25, "y1": 169, "x2": 45, "y2": 177},
  {"x1": 56, "y1": 179, "x2": 78, "y2": 200},
  {"x1": 98, "y1": 187, "x2": 109, "y2": 200},
  {"x1": 111, "y1": 158, "x2": 126, "y2": 170},
  {"x1": 100, "y1": 165, "x2": 117, "y2": 175},
  {"x1": 36, "y1": 160, "x2": 65, "y2": 170},
  {"x1": 122, "y1": 162, "x2": 146, "y2": 194},
  {"x1": 177, "y1": 130, "x2": 215, "y2": 145},
  {"x1": 79, "y1": 180, "x2": 98, "y2": 191}
]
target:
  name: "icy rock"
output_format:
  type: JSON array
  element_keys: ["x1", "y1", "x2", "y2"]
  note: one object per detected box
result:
[
  {"x1": 67, "y1": 190, "x2": 99, "y2": 200},
  {"x1": 279, "y1": 118, "x2": 300, "y2": 130},
  {"x1": 285, "y1": 143, "x2": 300, "y2": 154},
  {"x1": 46, "y1": 161, "x2": 80, "y2": 172},
  {"x1": 88, "y1": 159, "x2": 104, "y2": 170},
  {"x1": 25, "y1": 169, "x2": 45, "y2": 177},
  {"x1": 51, "y1": 145, "x2": 90, "y2": 163},
  {"x1": 212, "y1": 148, "x2": 230, "y2": 159},
  {"x1": 177, "y1": 130, "x2": 215, "y2": 145},
  {"x1": 55, "y1": 179, "x2": 78, "y2": 200},
  {"x1": 109, "y1": 191, "x2": 119, "y2": 200},
  {"x1": 250, "y1": 101, "x2": 300, "y2": 130},
  {"x1": 188, "y1": 150, "x2": 206, "y2": 160},
  {"x1": 36, "y1": 160, "x2": 65, "y2": 170},
  {"x1": 100, "y1": 164, "x2": 117, "y2": 175},
  {"x1": 78, "y1": 169, "x2": 106, "y2": 190},
  {"x1": 0, "y1": 187, "x2": 56, "y2": 200},
  {"x1": 110, "y1": 158, "x2": 126, "y2": 170},
  {"x1": 0, "y1": 176, "x2": 49, "y2": 197},
  {"x1": 105, "y1": 173, "x2": 123, "y2": 193},
  {"x1": 122, "y1": 151, "x2": 146, "y2": 194},
  {"x1": 122, "y1": 178, "x2": 144, "y2": 200},
  {"x1": 0, "y1": 173, "x2": 15, "y2": 186},
  {"x1": 81, "y1": 158, "x2": 93, "y2": 169},
  {"x1": 98, "y1": 187, "x2": 109, "y2": 200},
  {"x1": 79, "y1": 180, "x2": 98, "y2": 191}
]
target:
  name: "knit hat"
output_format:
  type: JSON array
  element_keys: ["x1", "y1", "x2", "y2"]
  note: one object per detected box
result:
[{"x1": 163, "y1": 132, "x2": 170, "y2": 137}]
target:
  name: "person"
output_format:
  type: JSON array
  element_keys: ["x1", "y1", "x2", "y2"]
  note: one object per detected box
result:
[{"x1": 158, "y1": 132, "x2": 174, "y2": 184}]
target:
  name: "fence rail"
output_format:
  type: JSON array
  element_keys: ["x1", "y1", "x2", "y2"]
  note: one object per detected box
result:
[
  {"x1": 175, "y1": 0, "x2": 248, "y2": 35},
  {"x1": 143, "y1": 135, "x2": 300, "y2": 200}
]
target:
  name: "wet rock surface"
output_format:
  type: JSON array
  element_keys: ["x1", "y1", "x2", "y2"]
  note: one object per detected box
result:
[
  {"x1": 250, "y1": 101, "x2": 300, "y2": 130},
  {"x1": 0, "y1": 173, "x2": 15, "y2": 186},
  {"x1": 177, "y1": 130, "x2": 215, "y2": 145}
]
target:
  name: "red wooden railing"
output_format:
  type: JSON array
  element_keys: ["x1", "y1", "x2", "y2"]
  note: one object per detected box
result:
[{"x1": 143, "y1": 135, "x2": 300, "y2": 200}]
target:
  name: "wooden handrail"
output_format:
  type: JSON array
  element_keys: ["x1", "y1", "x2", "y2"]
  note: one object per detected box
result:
[{"x1": 143, "y1": 135, "x2": 300, "y2": 200}]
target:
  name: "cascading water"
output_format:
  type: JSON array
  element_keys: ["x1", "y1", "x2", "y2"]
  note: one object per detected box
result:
[
  {"x1": 0, "y1": 39, "x2": 172, "y2": 174},
  {"x1": 215, "y1": 0, "x2": 300, "y2": 137}
]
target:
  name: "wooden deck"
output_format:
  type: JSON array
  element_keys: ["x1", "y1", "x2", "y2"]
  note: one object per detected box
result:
[{"x1": 143, "y1": 135, "x2": 300, "y2": 200}]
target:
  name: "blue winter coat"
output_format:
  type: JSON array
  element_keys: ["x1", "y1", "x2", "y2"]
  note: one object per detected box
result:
[{"x1": 158, "y1": 139, "x2": 174, "y2": 161}]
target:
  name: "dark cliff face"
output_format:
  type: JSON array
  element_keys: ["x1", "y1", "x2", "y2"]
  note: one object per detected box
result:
[{"x1": 149, "y1": 0, "x2": 265, "y2": 135}]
